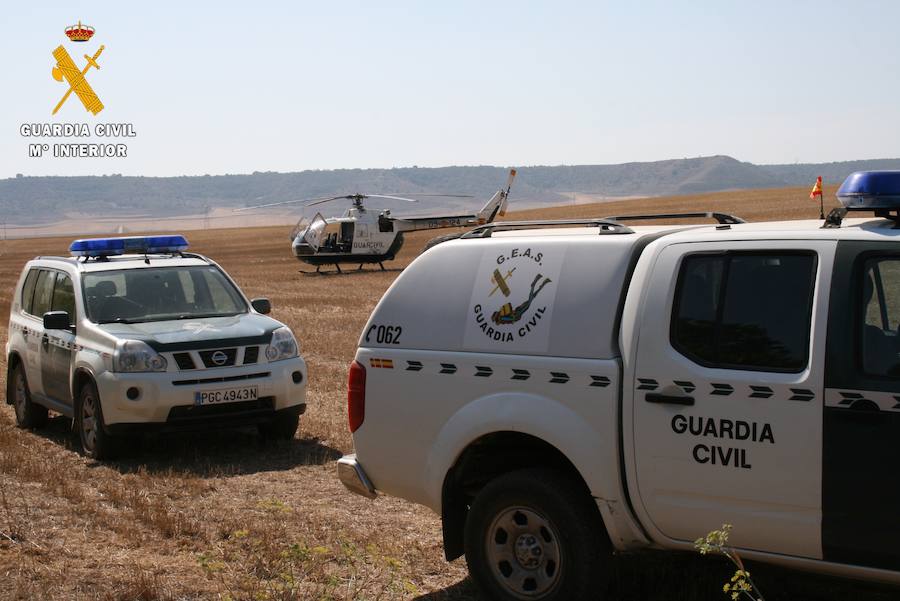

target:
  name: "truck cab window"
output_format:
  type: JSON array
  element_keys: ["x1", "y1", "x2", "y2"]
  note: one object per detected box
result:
[
  {"x1": 673, "y1": 252, "x2": 816, "y2": 372},
  {"x1": 860, "y1": 258, "x2": 900, "y2": 377}
]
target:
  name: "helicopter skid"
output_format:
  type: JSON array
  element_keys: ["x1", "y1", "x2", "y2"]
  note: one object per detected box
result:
[{"x1": 298, "y1": 252, "x2": 396, "y2": 267}]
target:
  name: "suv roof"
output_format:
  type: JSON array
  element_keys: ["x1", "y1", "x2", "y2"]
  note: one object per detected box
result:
[{"x1": 29, "y1": 253, "x2": 214, "y2": 273}]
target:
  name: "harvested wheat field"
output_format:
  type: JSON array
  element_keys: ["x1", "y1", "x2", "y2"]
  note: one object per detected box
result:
[{"x1": 0, "y1": 186, "x2": 894, "y2": 601}]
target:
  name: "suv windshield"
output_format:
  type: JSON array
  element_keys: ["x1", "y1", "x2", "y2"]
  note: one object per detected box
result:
[{"x1": 83, "y1": 265, "x2": 248, "y2": 324}]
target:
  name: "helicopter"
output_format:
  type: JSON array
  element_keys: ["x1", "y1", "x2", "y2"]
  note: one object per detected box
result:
[{"x1": 236, "y1": 169, "x2": 516, "y2": 272}]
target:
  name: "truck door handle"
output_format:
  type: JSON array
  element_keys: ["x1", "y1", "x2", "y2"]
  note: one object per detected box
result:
[
  {"x1": 645, "y1": 392, "x2": 694, "y2": 406},
  {"x1": 41, "y1": 334, "x2": 49, "y2": 351}
]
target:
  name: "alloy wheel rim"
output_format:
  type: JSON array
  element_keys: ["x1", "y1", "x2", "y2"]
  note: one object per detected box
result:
[
  {"x1": 485, "y1": 506, "x2": 562, "y2": 599},
  {"x1": 81, "y1": 392, "x2": 97, "y2": 452}
]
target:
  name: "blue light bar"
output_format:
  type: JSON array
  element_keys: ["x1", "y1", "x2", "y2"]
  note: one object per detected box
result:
[
  {"x1": 837, "y1": 171, "x2": 900, "y2": 210},
  {"x1": 69, "y1": 235, "x2": 189, "y2": 257}
]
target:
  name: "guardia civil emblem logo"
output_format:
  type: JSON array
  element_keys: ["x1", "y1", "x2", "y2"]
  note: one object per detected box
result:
[
  {"x1": 464, "y1": 246, "x2": 566, "y2": 353},
  {"x1": 51, "y1": 21, "x2": 105, "y2": 115}
]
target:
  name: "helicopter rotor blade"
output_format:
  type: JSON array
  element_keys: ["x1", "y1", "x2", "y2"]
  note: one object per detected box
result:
[
  {"x1": 363, "y1": 194, "x2": 420, "y2": 203},
  {"x1": 234, "y1": 191, "x2": 475, "y2": 212},
  {"x1": 378, "y1": 193, "x2": 475, "y2": 198},
  {"x1": 304, "y1": 195, "x2": 359, "y2": 207},
  {"x1": 232, "y1": 195, "x2": 346, "y2": 212}
]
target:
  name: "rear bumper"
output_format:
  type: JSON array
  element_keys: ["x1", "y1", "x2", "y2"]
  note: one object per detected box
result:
[{"x1": 338, "y1": 454, "x2": 377, "y2": 499}]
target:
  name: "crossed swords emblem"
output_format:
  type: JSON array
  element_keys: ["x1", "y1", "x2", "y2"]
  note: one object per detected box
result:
[{"x1": 51, "y1": 44, "x2": 105, "y2": 115}]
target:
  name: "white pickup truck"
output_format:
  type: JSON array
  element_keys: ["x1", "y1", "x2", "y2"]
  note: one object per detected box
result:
[{"x1": 339, "y1": 171, "x2": 900, "y2": 600}]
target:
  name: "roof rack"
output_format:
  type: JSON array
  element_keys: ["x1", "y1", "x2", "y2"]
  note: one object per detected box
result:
[
  {"x1": 604, "y1": 212, "x2": 746, "y2": 225},
  {"x1": 460, "y1": 218, "x2": 633, "y2": 239}
]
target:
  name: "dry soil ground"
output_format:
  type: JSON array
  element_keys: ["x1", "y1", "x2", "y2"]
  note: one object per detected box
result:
[{"x1": 0, "y1": 186, "x2": 895, "y2": 600}]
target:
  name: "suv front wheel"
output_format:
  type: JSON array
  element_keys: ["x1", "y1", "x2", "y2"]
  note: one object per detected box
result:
[
  {"x1": 8, "y1": 362, "x2": 48, "y2": 429},
  {"x1": 464, "y1": 468, "x2": 610, "y2": 601},
  {"x1": 77, "y1": 381, "x2": 119, "y2": 460},
  {"x1": 258, "y1": 408, "x2": 300, "y2": 441}
]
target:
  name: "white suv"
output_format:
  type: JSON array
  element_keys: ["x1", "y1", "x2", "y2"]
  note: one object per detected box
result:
[{"x1": 5, "y1": 235, "x2": 307, "y2": 459}]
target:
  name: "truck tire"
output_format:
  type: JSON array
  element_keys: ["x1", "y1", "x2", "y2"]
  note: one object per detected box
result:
[
  {"x1": 9, "y1": 363, "x2": 48, "y2": 429},
  {"x1": 464, "y1": 468, "x2": 609, "y2": 601},
  {"x1": 258, "y1": 409, "x2": 300, "y2": 441},
  {"x1": 76, "y1": 380, "x2": 119, "y2": 460},
  {"x1": 424, "y1": 232, "x2": 464, "y2": 251}
]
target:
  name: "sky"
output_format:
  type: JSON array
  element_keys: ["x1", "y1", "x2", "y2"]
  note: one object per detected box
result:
[{"x1": 3, "y1": 0, "x2": 900, "y2": 178}]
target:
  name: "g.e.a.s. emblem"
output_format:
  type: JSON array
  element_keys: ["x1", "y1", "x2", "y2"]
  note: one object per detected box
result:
[{"x1": 463, "y1": 246, "x2": 565, "y2": 353}]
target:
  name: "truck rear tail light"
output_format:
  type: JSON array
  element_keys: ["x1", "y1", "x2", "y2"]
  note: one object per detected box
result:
[{"x1": 348, "y1": 360, "x2": 366, "y2": 433}]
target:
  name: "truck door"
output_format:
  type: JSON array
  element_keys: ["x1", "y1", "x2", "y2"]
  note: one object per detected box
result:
[
  {"x1": 41, "y1": 272, "x2": 76, "y2": 405},
  {"x1": 823, "y1": 242, "x2": 900, "y2": 571},
  {"x1": 630, "y1": 240, "x2": 835, "y2": 559}
]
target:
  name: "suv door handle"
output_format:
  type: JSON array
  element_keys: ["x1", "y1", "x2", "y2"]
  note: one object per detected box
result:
[{"x1": 645, "y1": 392, "x2": 694, "y2": 406}]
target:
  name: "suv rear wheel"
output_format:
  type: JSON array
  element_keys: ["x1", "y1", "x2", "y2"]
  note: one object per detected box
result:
[
  {"x1": 77, "y1": 380, "x2": 119, "y2": 460},
  {"x1": 464, "y1": 468, "x2": 610, "y2": 601},
  {"x1": 9, "y1": 363, "x2": 48, "y2": 429}
]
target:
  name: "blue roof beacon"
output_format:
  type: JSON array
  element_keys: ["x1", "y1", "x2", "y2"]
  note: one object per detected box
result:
[
  {"x1": 837, "y1": 171, "x2": 900, "y2": 210},
  {"x1": 823, "y1": 171, "x2": 900, "y2": 228},
  {"x1": 69, "y1": 235, "x2": 189, "y2": 258}
]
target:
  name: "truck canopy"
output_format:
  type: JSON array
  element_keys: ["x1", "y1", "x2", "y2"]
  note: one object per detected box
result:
[{"x1": 362, "y1": 227, "x2": 668, "y2": 359}]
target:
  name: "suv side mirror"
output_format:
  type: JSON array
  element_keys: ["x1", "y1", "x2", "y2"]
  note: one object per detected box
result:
[
  {"x1": 251, "y1": 298, "x2": 271, "y2": 315},
  {"x1": 43, "y1": 311, "x2": 72, "y2": 331}
]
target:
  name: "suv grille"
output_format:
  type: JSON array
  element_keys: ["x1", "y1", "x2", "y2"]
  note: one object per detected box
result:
[
  {"x1": 198, "y1": 348, "x2": 237, "y2": 368},
  {"x1": 170, "y1": 345, "x2": 264, "y2": 371},
  {"x1": 173, "y1": 352, "x2": 195, "y2": 370},
  {"x1": 243, "y1": 346, "x2": 260, "y2": 365}
]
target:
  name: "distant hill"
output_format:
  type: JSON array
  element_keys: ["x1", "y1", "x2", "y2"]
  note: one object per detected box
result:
[
  {"x1": 762, "y1": 158, "x2": 900, "y2": 186},
  {"x1": 2, "y1": 155, "x2": 899, "y2": 225}
]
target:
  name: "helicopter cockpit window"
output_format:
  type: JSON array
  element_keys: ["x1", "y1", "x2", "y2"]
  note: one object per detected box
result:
[{"x1": 290, "y1": 217, "x2": 310, "y2": 241}]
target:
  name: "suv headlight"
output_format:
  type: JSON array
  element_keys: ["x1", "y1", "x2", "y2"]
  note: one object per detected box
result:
[
  {"x1": 113, "y1": 340, "x2": 167, "y2": 373},
  {"x1": 266, "y1": 326, "x2": 299, "y2": 362}
]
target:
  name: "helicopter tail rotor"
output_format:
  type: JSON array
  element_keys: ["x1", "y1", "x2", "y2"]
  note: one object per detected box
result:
[
  {"x1": 500, "y1": 168, "x2": 516, "y2": 216},
  {"x1": 475, "y1": 168, "x2": 516, "y2": 223}
]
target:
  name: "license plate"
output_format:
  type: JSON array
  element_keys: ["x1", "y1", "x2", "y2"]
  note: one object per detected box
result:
[{"x1": 194, "y1": 385, "x2": 258, "y2": 406}]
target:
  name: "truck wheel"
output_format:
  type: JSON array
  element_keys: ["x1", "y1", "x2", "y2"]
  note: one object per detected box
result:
[
  {"x1": 77, "y1": 381, "x2": 118, "y2": 460},
  {"x1": 464, "y1": 468, "x2": 609, "y2": 601},
  {"x1": 258, "y1": 410, "x2": 300, "y2": 441},
  {"x1": 9, "y1": 363, "x2": 48, "y2": 429}
]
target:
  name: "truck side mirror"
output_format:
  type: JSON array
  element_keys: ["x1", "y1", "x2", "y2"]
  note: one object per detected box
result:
[
  {"x1": 43, "y1": 311, "x2": 72, "y2": 331},
  {"x1": 251, "y1": 298, "x2": 271, "y2": 315}
]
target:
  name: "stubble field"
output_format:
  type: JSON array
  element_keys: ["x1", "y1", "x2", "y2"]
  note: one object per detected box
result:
[{"x1": 0, "y1": 185, "x2": 893, "y2": 600}]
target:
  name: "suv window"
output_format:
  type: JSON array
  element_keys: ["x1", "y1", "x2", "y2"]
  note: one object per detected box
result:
[
  {"x1": 20, "y1": 269, "x2": 39, "y2": 315},
  {"x1": 31, "y1": 270, "x2": 55, "y2": 318},
  {"x1": 672, "y1": 252, "x2": 817, "y2": 372},
  {"x1": 860, "y1": 257, "x2": 900, "y2": 377},
  {"x1": 51, "y1": 272, "x2": 76, "y2": 321},
  {"x1": 83, "y1": 266, "x2": 247, "y2": 324}
]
